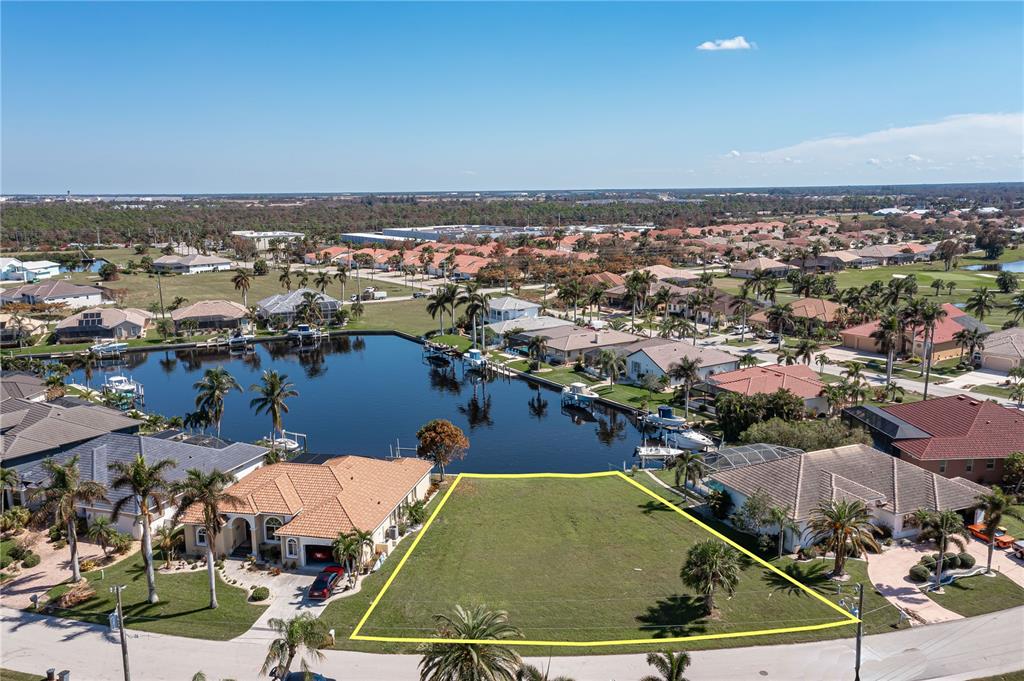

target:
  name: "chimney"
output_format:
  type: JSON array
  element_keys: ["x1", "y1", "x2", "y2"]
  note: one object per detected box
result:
[{"x1": 92, "y1": 445, "x2": 108, "y2": 486}]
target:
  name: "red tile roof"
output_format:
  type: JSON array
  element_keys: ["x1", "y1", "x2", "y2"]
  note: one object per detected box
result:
[
  {"x1": 884, "y1": 396, "x2": 1024, "y2": 460},
  {"x1": 708, "y1": 364, "x2": 825, "y2": 399}
]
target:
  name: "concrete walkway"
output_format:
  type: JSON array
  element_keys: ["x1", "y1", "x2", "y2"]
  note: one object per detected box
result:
[
  {"x1": 2, "y1": 605, "x2": 1022, "y2": 680},
  {"x1": 866, "y1": 544, "x2": 961, "y2": 624}
]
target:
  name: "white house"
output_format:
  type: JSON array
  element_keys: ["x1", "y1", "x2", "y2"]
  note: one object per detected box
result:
[
  {"x1": 0, "y1": 281, "x2": 106, "y2": 309},
  {"x1": 625, "y1": 340, "x2": 739, "y2": 386},
  {"x1": 486, "y1": 296, "x2": 541, "y2": 324},
  {"x1": 0, "y1": 258, "x2": 61, "y2": 282},
  {"x1": 230, "y1": 230, "x2": 304, "y2": 252},
  {"x1": 152, "y1": 254, "x2": 233, "y2": 275},
  {"x1": 710, "y1": 444, "x2": 987, "y2": 552}
]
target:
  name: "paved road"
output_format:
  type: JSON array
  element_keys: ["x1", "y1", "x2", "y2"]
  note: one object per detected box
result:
[{"x1": 3, "y1": 605, "x2": 1021, "y2": 680}]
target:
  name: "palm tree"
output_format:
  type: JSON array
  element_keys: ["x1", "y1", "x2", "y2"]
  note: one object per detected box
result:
[
  {"x1": 170, "y1": 468, "x2": 238, "y2": 609},
  {"x1": 334, "y1": 265, "x2": 349, "y2": 303},
  {"x1": 953, "y1": 327, "x2": 985, "y2": 363},
  {"x1": 525, "y1": 335, "x2": 548, "y2": 365},
  {"x1": 154, "y1": 523, "x2": 180, "y2": 568},
  {"x1": 260, "y1": 613, "x2": 330, "y2": 680},
  {"x1": 815, "y1": 352, "x2": 828, "y2": 377},
  {"x1": 278, "y1": 266, "x2": 292, "y2": 291},
  {"x1": 78, "y1": 351, "x2": 97, "y2": 390},
  {"x1": 639, "y1": 651, "x2": 691, "y2": 681},
  {"x1": 869, "y1": 313, "x2": 902, "y2": 385},
  {"x1": 1011, "y1": 382, "x2": 1024, "y2": 408},
  {"x1": 86, "y1": 516, "x2": 117, "y2": 557},
  {"x1": 669, "y1": 451, "x2": 706, "y2": 490},
  {"x1": 919, "y1": 301, "x2": 948, "y2": 399},
  {"x1": 516, "y1": 663, "x2": 575, "y2": 681},
  {"x1": 32, "y1": 455, "x2": 108, "y2": 582},
  {"x1": 668, "y1": 357, "x2": 701, "y2": 418},
  {"x1": 313, "y1": 270, "x2": 332, "y2": 293},
  {"x1": 804, "y1": 499, "x2": 880, "y2": 578},
  {"x1": 914, "y1": 509, "x2": 969, "y2": 590},
  {"x1": 820, "y1": 383, "x2": 847, "y2": 417},
  {"x1": 680, "y1": 539, "x2": 742, "y2": 616},
  {"x1": 768, "y1": 505, "x2": 799, "y2": 558},
  {"x1": 457, "y1": 282, "x2": 491, "y2": 349},
  {"x1": 0, "y1": 466, "x2": 19, "y2": 513},
  {"x1": 331, "y1": 531, "x2": 362, "y2": 579},
  {"x1": 974, "y1": 487, "x2": 1024, "y2": 574},
  {"x1": 739, "y1": 354, "x2": 759, "y2": 369},
  {"x1": 193, "y1": 367, "x2": 242, "y2": 437},
  {"x1": 765, "y1": 303, "x2": 794, "y2": 350},
  {"x1": 418, "y1": 605, "x2": 523, "y2": 681},
  {"x1": 729, "y1": 296, "x2": 756, "y2": 342},
  {"x1": 249, "y1": 370, "x2": 299, "y2": 437},
  {"x1": 598, "y1": 349, "x2": 627, "y2": 384},
  {"x1": 794, "y1": 338, "x2": 820, "y2": 365},
  {"x1": 965, "y1": 287, "x2": 996, "y2": 321},
  {"x1": 231, "y1": 268, "x2": 252, "y2": 306},
  {"x1": 426, "y1": 288, "x2": 449, "y2": 337},
  {"x1": 109, "y1": 454, "x2": 176, "y2": 604}
]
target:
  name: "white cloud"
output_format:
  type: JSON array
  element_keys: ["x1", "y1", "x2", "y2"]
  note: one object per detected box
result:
[
  {"x1": 713, "y1": 113, "x2": 1023, "y2": 184},
  {"x1": 697, "y1": 36, "x2": 755, "y2": 51},
  {"x1": 459, "y1": 170, "x2": 477, "y2": 176},
  {"x1": 726, "y1": 149, "x2": 741, "y2": 158}
]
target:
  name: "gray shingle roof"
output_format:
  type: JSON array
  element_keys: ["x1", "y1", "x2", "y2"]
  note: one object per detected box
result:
[
  {"x1": 256, "y1": 288, "x2": 340, "y2": 315},
  {"x1": 711, "y1": 443, "x2": 988, "y2": 521},
  {"x1": 0, "y1": 372, "x2": 45, "y2": 403},
  {"x1": 1, "y1": 399, "x2": 142, "y2": 461},
  {"x1": 9, "y1": 431, "x2": 268, "y2": 515}
]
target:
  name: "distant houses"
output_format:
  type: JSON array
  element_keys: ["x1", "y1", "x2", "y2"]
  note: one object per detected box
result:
[
  {"x1": 0, "y1": 258, "x2": 62, "y2": 282},
  {"x1": 0, "y1": 281, "x2": 106, "y2": 309},
  {"x1": 152, "y1": 254, "x2": 233, "y2": 275},
  {"x1": 839, "y1": 303, "x2": 989, "y2": 362}
]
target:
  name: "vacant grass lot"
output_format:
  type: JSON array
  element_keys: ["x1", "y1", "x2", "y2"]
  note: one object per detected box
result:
[
  {"x1": 352, "y1": 475, "x2": 852, "y2": 649},
  {"x1": 926, "y1": 572, "x2": 1024, "y2": 618},
  {"x1": 44, "y1": 554, "x2": 266, "y2": 640}
]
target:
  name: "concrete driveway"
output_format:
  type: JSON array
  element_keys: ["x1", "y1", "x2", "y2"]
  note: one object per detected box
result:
[{"x1": 866, "y1": 544, "x2": 960, "y2": 624}]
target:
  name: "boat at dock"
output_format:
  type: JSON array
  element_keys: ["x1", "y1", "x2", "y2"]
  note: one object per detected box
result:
[
  {"x1": 287, "y1": 324, "x2": 328, "y2": 344},
  {"x1": 463, "y1": 348, "x2": 487, "y2": 369},
  {"x1": 561, "y1": 382, "x2": 600, "y2": 409},
  {"x1": 90, "y1": 340, "x2": 128, "y2": 356},
  {"x1": 101, "y1": 374, "x2": 145, "y2": 407},
  {"x1": 635, "y1": 445, "x2": 684, "y2": 467},
  {"x1": 228, "y1": 331, "x2": 255, "y2": 349},
  {"x1": 641, "y1": 406, "x2": 714, "y2": 451}
]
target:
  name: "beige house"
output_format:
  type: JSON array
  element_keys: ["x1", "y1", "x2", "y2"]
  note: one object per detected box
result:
[
  {"x1": 54, "y1": 307, "x2": 152, "y2": 343},
  {"x1": 181, "y1": 456, "x2": 433, "y2": 567},
  {"x1": 729, "y1": 257, "x2": 794, "y2": 279},
  {"x1": 171, "y1": 299, "x2": 250, "y2": 332},
  {"x1": 978, "y1": 327, "x2": 1024, "y2": 372}
]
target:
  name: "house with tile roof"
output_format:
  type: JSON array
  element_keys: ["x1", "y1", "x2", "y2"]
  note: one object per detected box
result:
[
  {"x1": 54, "y1": 307, "x2": 152, "y2": 343},
  {"x1": 8, "y1": 431, "x2": 267, "y2": 539},
  {"x1": 179, "y1": 455, "x2": 432, "y2": 567},
  {"x1": 749, "y1": 297, "x2": 845, "y2": 331},
  {"x1": 0, "y1": 372, "x2": 46, "y2": 403},
  {"x1": 170, "y1": 299, "x2": 250, "y2": 332},
  {"x1": 843, "y1": 396, "x2": 1024, "y2": 484},
  {"x1": 705, "y1": 364, "x2": 828, "y2": 415},
  {"x1": 152, "y1": 253, "x2": 233, "y2": 275},
  {"x1": 625, "y1": 340, "x2": 739, "y2": 386},
  {"x1": 839, "y1": 303, "x2": 989, "y2": 362},
  {"x1": 978, "y1": 327, "x2": 1024, "y2": 372},
  {"x1": 1, "y1": 280, "x2": 106, "y2": 310},
  {"x1": 0, "y1": 313, "x2": 47, "y2": 347},
  {"x1": 1, "y1": 398, "x2": 142, "y2": 462},
  {"x1": 485, "y1": 296, "x2": 540, "y2": 324},
  {"x1": 710, "y1": 444, "x2": 988, "y2": 551},
  {"x1": 728, "y1": 257, "x2": 795, "y2": 279}
]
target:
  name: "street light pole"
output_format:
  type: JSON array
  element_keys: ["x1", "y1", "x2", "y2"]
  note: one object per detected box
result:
[
  {"x1": 110, "y1": 585, "x2": 131, "y2": 681},
  {"x1": 854, "y1": 582, "x2": 864, "y2": 681}
]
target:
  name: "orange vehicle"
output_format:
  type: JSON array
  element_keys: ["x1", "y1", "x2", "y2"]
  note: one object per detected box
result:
[{"x1": 968, "y1": 523, "x2": 1016, "y2": 549}]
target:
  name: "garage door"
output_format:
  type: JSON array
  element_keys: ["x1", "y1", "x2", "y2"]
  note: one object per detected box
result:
[
  {"x1": 982, "y1": 355, "x2": 1017, "y2": 373},
  {"x1": 304, "y1": 544, "x2": 334, "y2": 565}
]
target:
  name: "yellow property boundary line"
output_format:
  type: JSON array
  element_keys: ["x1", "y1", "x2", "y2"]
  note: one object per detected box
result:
[{"x1": 350, "y1": 471, "x2": 858, "y2": 647}]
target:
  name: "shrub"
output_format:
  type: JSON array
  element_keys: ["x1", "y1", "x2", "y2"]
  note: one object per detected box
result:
[
  {"x1": 110, "y1": 532, "x2": 132, "y2": 554},
  {"x1": 942, "y1": 552, "x2": 960, "y2": 570},
  {"x1": 958, "y1": 552, "x2": 976, "y2": 569},
  {"x1": 80, "y1": 559, "x2": 99, "y2": 572},
  {"x1": 262, "y1": 544, "x2": 281, "y2": 562},
  {"x1": 920, "y1": 554, "x2": 937, "y2": 568},
  {"x1": 0, "y1": 557, "x2": 12, "y2": 570},
  {"x1": 251, "y1": 586, "x2": 270, "y2": 602},
  {"x1": 8, "y1": 545, "x2": 27, "y2": 561},
  {"x1": 21, "y1": 552, "x2": 40, "y2": 568},
  {"x1": 48, "y1": 525, "x2": 65, "y2": 542},
  {"x1": 53, "y1": 539, "x2": 67, "y2": 550},
  {"x1": 56, "y1": 582, "x2": 96, "y2": 609},
  {"x1": 908, "y1": 564, "x2": 931, "y2": 582}
]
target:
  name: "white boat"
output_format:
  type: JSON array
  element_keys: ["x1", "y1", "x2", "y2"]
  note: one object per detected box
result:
[
  {"x1": 665, "y1": 428, "x2": 715, "y2": 452},
  {"x1": 635, "y1": 445, "x2": 684, "y2": 461},
  {"x1": 90, "y1": 340, "x2": 128, "y2": 356},
  {"x1": 643, "y1": 405, "x2": 689, "y2": 431},
  {"x1": 270, "y1": 437, "x2": 301, "y2": 452},
  {"x1": 464, "y1": 348, "x2": 487, "y2": 369},
  {"x1": 102, "y1": 374, "x2": 143, "y2": 396},
  {"x1": 228, "y1": 331, "x2": 255, "y2": 347},
  {"x1": 561, "y1": 382, "x2": 599, "y2": 409},
  {"x1": 287, "y1": 324, "x2": 325, "y2": 343}
]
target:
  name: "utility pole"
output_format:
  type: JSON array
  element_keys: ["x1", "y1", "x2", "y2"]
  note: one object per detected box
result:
[
  {"x1": 854, "y1": 582, "x2": 864, "y2": 681},
  {"x1": 110, "y1": 585, "x2": 131, "y2": 681}
]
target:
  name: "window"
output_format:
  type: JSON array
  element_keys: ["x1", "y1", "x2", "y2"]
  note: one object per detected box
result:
[
  {"x1": 264, "y1": 517, "x2": 282, "y2": 541},
  {"x1": 986, "y1": 458, "x2": 995, "y2": 470},
  {"x1": 938, "y1": 460, "x2": 947, "y2": 473},
  {"x1": 631, "y1": 362, "x2": 642, "y2": 376},
  {"x1": 285, "y1": 538, "x2": 299, "y2": 559},
  {"x1": 196, "y1": 527, "x2": 207, "y2": 546},
  {"x1": 965, "y1": 460, "x2": 973, "y2": 473}
]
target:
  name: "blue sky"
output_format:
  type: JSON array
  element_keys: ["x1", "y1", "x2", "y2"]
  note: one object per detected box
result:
[{"x1": 2, "y1": 2, "x2": 1022, "y2": 193}]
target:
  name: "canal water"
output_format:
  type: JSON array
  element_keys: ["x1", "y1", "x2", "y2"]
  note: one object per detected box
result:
[
  {"x1": 962, "y1": 259, "x2": 1024, "y2": 273},
  {"x1": 69, "y1": 335, "x2": 645, "y2": 473}
]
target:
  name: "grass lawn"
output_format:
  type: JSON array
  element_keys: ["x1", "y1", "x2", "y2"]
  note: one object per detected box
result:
[
  {"x1": 0, "y1": 537, "x2": 16, "y2": 582},
  {"x1": 996, "y1": 505, "x2": 1024, "y2": 539},
  {"x1": 723, "y1": 338, "x2": 758, "y2": 347},
  {"x1": 430, "y1": 334, "x2": 472, "y2": 351},
  {"x1": 345, "y1": 475, "x2": 872, "y2": 653},
  {"x1": 0, "y1": 670, "x2": 44, "y2": 681},
  {"x1": 926, "y1": 572, "x2": 1024, "y2": 617},
  {"x1": 43, "y1": 554, "x2": 266, "y2": 640},
  {"x1": 971, "y1": 384, "x2": 1017, "y2": 400},
  {"x1": 345, "y1": 299, "x2": 437, "y2": 336},
  {"x1": 970, "y1": 671, "x2": 1024, "y2": 681}
]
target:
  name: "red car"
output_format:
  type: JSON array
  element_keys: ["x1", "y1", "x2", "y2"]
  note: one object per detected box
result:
[{"x1": 307, "y1": 565, "x2": 346, "y2": 600}]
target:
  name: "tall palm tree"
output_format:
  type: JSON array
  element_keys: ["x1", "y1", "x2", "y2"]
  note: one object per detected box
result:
[
  {"x1": 231, "y1": 268, "x2": 252, "y2": 307},
  {"x1": 598, "y1": 349, "x2": 627, "y2": 384},
  {"x1": 78, "y1": 351, "x2": 97, "y2": 390},
  {"x1": 965, "y1": 287, "x2": 997, "y2": 321},
  {"x1": 639, "y1": 651, "x2": 691, "y2": 681},
  {"x1": 260, "y1": 613, "x2": 330, "y2": 680},
  {"x1": 426, "y1": 289, "x2": 449, "y2": 337},
  {"x1": 334, "y1": 265, "x2": 349, "y2": 303},
  {"x1": 729, "y1": 296, "x2": 755, "y2": 342},
  {"x1": 919, "y1": 301, "x2": 948, "y2": 399},
  {"x1": 765, "y1": 303, "x2": 794, "y2": 350},
  {"x1": 669, "y1": 451, "x2": 706, "y2": 491},
  {"x1": 109, "y1": 454, "x2": 176, "y2": 604},
  {"x1": 914, "y1": 509, "x2": 969, "y2": 590},
  {"x1": 820, "y1": 383, "x2": 847, "y2": 417},
  {"x1": 170, "y1": 468, "x2": 238, "y2": 609},
  {"x1": 278, "y1": 266, "x2": 293, "y2": 291},
  {"x1": 974, "y1": 487, "x2": 1024, "y2": 574},
  {"x1": 193, "y1": 367, "x2": 242, "y2": 437},
  {"x1": 313, "y1": 270, "x2": 332, "y2": 294},
  {"x1": 249, "y1": 370, "x2": 299, "y2": 437},
  {"x1": 869, "y1": 313, "x2": 902, "y2": 385},
  {"x1": 525, "y1": 335, "x2": 548, "y2": 364},
  {"x1": 804, "y1": 499, "x2": 880, "y2": 578},
  {"x1": 32, "y1": 455, "x2": 108, "y2": 582},
  {"x1": 953, "y1": 327, "x2": 985, "y2": 363},
  {"x1": 680, "y1": 539, "x2": 742, "y2": 616},
  {"x1": 794, "y1": 338, "x2": 820, "y2": 365},
  {"x1": 457, "y1": 282, "x2": 491, "y2": 349},
  {"x1": 418, "y1": 605, "x2": 523, "y2": 681},
  {"x1": 668, "y1": 357, "x2": 701, "y2": 419}
]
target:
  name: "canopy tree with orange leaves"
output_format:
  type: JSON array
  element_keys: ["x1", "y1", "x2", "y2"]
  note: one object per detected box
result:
[{"x1": 416, "y1": 419, "x2": 469, "y2": 481}]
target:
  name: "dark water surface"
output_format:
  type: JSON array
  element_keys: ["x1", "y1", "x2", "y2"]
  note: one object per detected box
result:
[{"x1": 70, "y1": 335, "x2": 644, "y2": 473}]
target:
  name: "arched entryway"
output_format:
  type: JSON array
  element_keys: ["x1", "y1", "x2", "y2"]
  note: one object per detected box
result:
[{"x1": 230, "y1": 517, "x2": 253, "y2": 558}]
